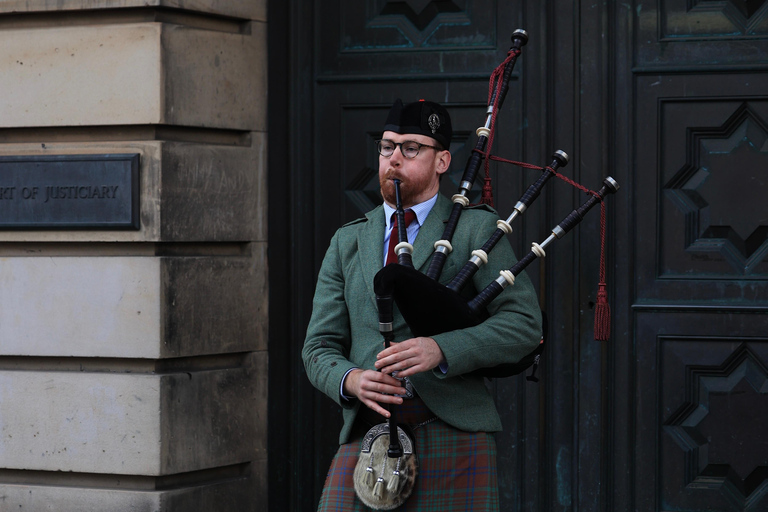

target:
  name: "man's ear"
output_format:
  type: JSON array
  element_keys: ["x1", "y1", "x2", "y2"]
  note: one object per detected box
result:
[{"x1": 435, "y1": 150, "x2": 451, "y2": 175}]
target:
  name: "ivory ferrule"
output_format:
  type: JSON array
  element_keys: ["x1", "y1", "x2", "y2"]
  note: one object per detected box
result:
[
  {"x1": 434, "y1": 240, "x2": 452, "y2": 254},
  {"x1": 471, "y1": 249, "x2": 488, "y2": 265},
  {"x1": 451, "y1": 194, "x2": 470, "y2": 207},
  {"x1": 395, "y1": 242, "x2": 413, "y2": 255},
  {"x1": 476, "y1": 127, "x2": 491, "y2": 138},
  {"x1": 499, "y1": 270, "x2": 516, "y2": 287},
  {"x1": 496, "y1": 219, "x2": 513, "y2": 234}
]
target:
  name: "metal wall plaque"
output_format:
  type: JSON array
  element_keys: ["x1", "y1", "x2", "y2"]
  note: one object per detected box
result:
[{"x1": 0, "y1": 154, "x2": 140, "y2": 230}]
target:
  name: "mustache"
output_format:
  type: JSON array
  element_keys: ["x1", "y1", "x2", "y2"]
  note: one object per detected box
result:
[{"x1": 383, "y1": 170, "x2": 404, "y2": 182}]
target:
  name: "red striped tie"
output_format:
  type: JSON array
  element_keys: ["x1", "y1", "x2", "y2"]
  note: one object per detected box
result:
[{"x1": 385, "y1": 210, "x2": 416, "y2": 266}]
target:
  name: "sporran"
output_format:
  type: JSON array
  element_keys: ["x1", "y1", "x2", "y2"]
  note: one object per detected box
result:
[{"x1": 353, "y1": 423, "x2": 418, "y2": 510}]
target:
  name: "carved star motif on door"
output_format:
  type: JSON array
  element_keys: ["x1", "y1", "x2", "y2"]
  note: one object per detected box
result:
[
  {"x1": 344, "y1": 165, "x2": 381, "y2": 216},
  {"x1": 380, "y1": 0, "x2": 463, "y2": 31},
  {"x1": 664, "y1": 349, "x2": 768, "y2": 500},
  {"x1": 727, "y1": 0, "x2": 766, "y2": 18},
  {"x1": 663, "y1": 104, "x2": 768, "y2": 274}
]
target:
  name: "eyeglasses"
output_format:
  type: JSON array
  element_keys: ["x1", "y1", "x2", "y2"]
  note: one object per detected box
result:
[{"x1": 376, "y1": 139, "x2": 441, "y2": 159}]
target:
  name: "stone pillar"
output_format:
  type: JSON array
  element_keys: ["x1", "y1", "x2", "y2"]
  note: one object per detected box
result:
[{"x1": 0, "y1": 2, "x2": 267, "y2": 511}]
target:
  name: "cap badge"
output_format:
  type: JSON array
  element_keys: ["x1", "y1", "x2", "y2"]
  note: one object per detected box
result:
[{"x1": 428, "y1": 113, "x2": 440, "y2": 134}]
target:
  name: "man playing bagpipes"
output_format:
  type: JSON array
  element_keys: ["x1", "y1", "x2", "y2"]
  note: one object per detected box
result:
[{"x1": 303, "y1": 98, "x2": 542, "y2": 511}]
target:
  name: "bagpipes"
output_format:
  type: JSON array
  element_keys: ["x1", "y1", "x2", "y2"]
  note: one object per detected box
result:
[{"x1": 353, "y1": 29, "x2": 619, "y2": 509}]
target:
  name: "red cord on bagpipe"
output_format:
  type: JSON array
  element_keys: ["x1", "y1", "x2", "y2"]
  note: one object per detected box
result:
[
  {"x1": 475, "y1": 148, "x2": 614, "y2": 341},
  {"x1": 479, "y1": 48, "x2": 522, "y2": 207},
  {"x1": 473, "y1": 46, "x2": 614, "y2": 341}
]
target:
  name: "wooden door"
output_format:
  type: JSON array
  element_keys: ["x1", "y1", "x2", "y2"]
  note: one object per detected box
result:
[
  {"x1": 624, "y1": 2, "x2": 768, "y2": 510},
  {"x1": 268, "y1": 1, "x2": 768, "y2": 510}
]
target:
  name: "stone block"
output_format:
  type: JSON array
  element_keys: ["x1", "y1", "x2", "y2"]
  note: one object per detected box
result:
[
  {"x1": 0, "y1": 257, "x2": 162, "y2": 358},
  {"x1": 1, "y1": 24, "x2": 162, "y2": 128},
  {"x1": 0, "y1": 22, "x2": 265, "y2": 130},
  {"x1": 0, "y1": 135, "x2": 266, "y2": 242},
  {"x1": 0, "y1": 354, "x2": 261, "y2": 475},
  {"x1": 0, "y1": 254, "x2": 266, "y2": 358},
  {"x1": 162, "y1": 351, "x2": 267, "y2": 471},
  {"x1": 0, "y1": 371, "x2": 162, "y2": 474},
  {"x1": 163, "y1": 23, "x2": 267, "y2": 131},
  {"x1": 0, "y1": 485, "x2": 166, "y2": 512},
  {"x1": 159, "y1": 138, "x2": 266, "y2": 242},
  {"x1": 0, "y1": 0, "x2": 266, "y2": 21},
  {"x1": 0, "y1": 469, "x2": 263, "y2": 512},
  {"x1": 163, "y1": 249, "x2": 267, "y2": 358}
]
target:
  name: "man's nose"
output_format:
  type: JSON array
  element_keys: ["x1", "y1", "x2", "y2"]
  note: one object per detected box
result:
[{"x1": 389, "y1": 145, "x2": 405, "y2": 164}]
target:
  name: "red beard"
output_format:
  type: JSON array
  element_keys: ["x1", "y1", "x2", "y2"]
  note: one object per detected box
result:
[
  {"x1": 379, "y1": 174, "x2": 400, "y2": 205},
  {"x1": 379, "y1": 172, "x2": 427, "y2": 207}
]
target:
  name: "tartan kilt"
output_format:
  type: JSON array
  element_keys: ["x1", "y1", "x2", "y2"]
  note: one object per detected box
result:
[{"x1": 317, "y1": 410, "x2": 499, "y2": 512}]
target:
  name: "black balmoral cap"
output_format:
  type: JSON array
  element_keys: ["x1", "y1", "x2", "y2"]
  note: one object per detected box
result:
[{"x1": 383, "y1": 99, "x2": 452, "y2": 149}]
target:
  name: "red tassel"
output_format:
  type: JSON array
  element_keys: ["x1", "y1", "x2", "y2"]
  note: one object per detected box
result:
[
  {"x1": 594, "y1": 201, "x2": 610, "y2": 341},
  {"x1": 480, "y1": 176, "x2": 494, "y2": 207},
  {"x1": 594, "y1": 282, "x2": 610, "y2": 341}
]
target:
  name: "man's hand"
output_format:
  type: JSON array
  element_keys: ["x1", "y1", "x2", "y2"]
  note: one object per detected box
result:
[
  {"x1": 374, "y1": 337, "x2": 446, "y2": 378},
  {"x1": 343, "y1": 369, "x2": 406, "y2": 418}
]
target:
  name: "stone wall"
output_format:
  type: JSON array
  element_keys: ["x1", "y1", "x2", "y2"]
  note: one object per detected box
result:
[{"x1": 0, "y1": 2, "x2": 268, "y2": 511}]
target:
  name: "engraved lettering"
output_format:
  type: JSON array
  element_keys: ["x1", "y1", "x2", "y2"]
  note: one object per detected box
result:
[
  {"x1": 21, "y1": 187, "x2": 39, "y2": 200},
  {"x1": 0, "y1": 153, "x2": 139, "y2": 229},
  {"x1": 44, "y1": 185, "x2": 120, "y2": 203}
]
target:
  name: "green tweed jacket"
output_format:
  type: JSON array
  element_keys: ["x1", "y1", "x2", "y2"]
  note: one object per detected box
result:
[{"x1": 303, "y1": 193, "x2": 542, "y2": 444}]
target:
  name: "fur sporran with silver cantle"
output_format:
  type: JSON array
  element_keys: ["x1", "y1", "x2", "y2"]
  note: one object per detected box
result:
[{"x1": 353, "y1": 423, "x2": 418, "y2": 510}]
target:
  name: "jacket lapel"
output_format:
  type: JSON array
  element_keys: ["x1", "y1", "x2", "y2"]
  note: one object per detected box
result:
[
  {"x1": 358, "y1": 206, "x2": 386, "y2": 300},
  {"x1": 412, "y1": 194, "x2": 452, "y2": 271}
]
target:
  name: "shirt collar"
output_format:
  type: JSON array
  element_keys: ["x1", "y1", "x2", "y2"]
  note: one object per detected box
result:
[{"x1": 383, "y1": 193, "x2": 438, "y2": 230}]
